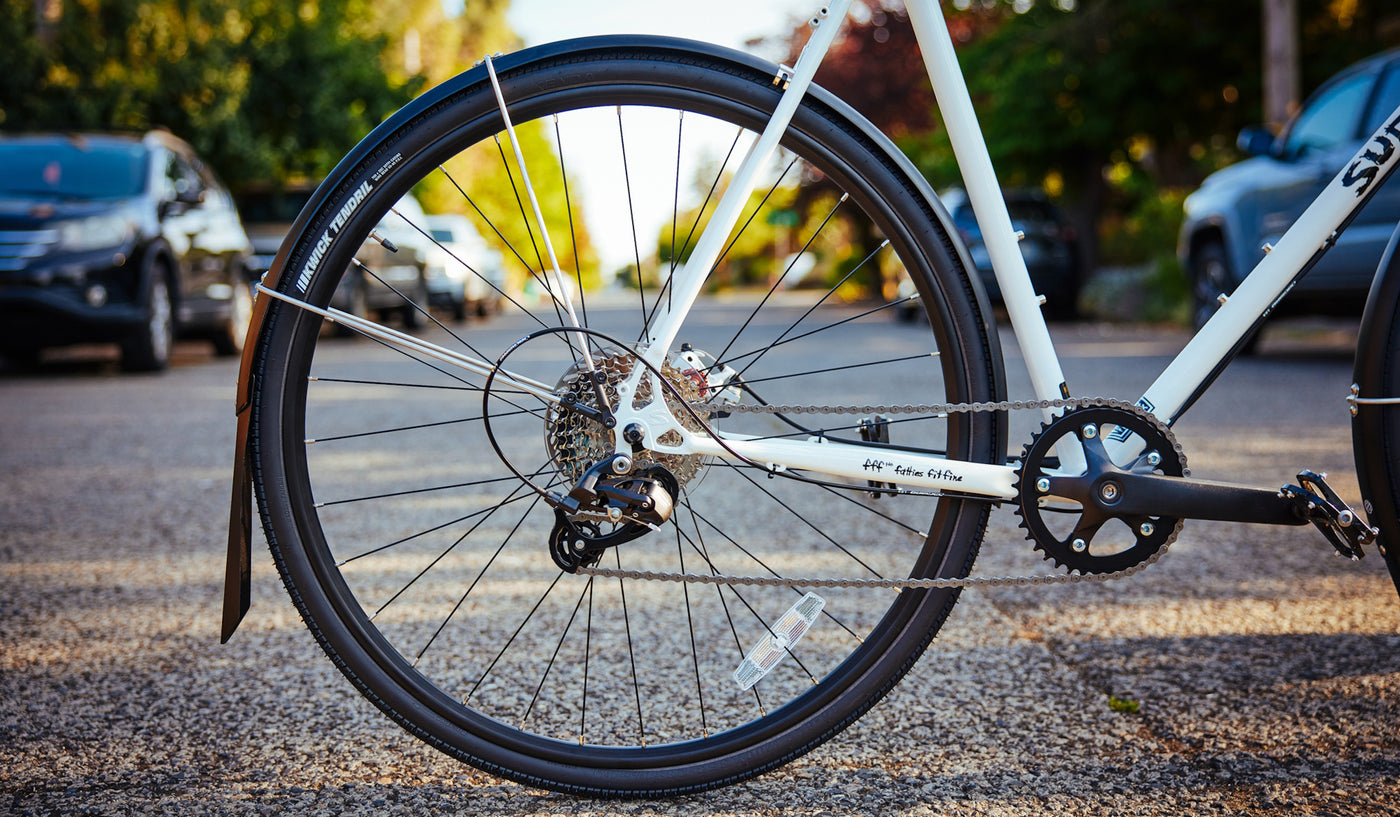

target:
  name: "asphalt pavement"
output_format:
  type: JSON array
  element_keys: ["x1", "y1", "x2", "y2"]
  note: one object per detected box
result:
[{"x1": 1, "y1": 310, "x2": 1397, "y2": 816}]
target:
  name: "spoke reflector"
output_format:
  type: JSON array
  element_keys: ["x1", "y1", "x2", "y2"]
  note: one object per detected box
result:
[{"x1": 733, "y1": 593, "x2": 825, "y2": 690}]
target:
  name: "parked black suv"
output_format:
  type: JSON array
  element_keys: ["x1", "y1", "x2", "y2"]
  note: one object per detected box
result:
[{"x1": 0, "y1": 131, "x2": 253, "y2": 370}]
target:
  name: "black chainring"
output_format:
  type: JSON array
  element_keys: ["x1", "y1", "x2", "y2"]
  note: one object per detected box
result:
[{"x1": 1014, "y1": 406, "x2": 1184, "y2": 574}]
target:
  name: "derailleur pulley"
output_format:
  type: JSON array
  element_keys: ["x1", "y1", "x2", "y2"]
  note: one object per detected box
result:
[{"x1": 547, "y1": 454, "x2": 679, "y2": 572}]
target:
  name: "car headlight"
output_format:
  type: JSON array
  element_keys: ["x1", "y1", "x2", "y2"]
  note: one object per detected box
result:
[{"x1": 56, "y1": 215, "x2": 135, "y2": 253}]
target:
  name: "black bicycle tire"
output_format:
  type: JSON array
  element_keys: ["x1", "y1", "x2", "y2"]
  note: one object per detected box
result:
[{"x1": 250, "y1": 40, "x2": 1001, "y2": 796}]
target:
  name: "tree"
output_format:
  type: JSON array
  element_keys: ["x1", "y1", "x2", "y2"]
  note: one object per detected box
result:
[
  {"x1": 0, "y1": 0, "x2": 417, "y2": 186},
  {"x1": 0, "y1": 0, "x2": 594, "y2": 285},
  {"x1": 803, "y1": 0, "x2": 1400, "y2": 272}
]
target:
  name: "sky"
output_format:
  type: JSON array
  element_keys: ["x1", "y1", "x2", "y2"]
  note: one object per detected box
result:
[
  {"x1": 505, "y1": 0, "x2": 824, "y2": 54},
  {"x1": 495, "y1": 0, "x2": 841, "y2": 274}
]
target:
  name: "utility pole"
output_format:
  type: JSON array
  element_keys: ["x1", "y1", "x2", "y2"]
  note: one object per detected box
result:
[{"x1": 1262, "y1": 0, "x2": 1300, "y2": 128}]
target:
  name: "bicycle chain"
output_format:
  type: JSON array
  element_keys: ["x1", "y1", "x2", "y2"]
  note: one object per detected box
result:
[{"x1": 577, "y1": 395, "x2": 1188, "y2": 590}]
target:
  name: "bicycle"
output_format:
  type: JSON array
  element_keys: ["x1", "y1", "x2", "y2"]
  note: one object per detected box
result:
[{"x1": 220, "y1": 0, "x2": 1400, "y2": 796}]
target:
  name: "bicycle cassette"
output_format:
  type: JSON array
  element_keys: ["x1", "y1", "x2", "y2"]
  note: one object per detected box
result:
[{"x1": 1014, "y1": 405, "x2": 1185, "y2": 574}]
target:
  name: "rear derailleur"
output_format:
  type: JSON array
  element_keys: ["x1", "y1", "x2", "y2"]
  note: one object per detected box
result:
[{"x1": 546, "y1": 454, "x2": 679, "y2": 572}]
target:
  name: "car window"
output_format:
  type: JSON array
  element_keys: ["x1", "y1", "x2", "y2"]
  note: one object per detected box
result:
[
  {"x1": 0, "y1": 139, "x2": 147, "y2": 199},
  {"x1": 1006, "y1": 199, "x2": 1058, "y2": 227},
  {"x1": 1362, "y1": 64, "x2": 1400, "y2": 136},
  {"x1": 238, "y1": 191, "x2": 314, "y2": 223},
  {"x1": 164, "y1": 152, "x2": 205, "y2": 202},
  {"x1": 1283, "y1": 72, "x2": 1372, "y2": 155}
]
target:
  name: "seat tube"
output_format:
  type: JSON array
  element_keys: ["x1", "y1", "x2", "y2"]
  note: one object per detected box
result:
[{"x1": 906, "y1": 2, "x2": 1072, "y2": 415}]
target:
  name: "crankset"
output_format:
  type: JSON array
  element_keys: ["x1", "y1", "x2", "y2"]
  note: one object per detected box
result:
[{"x1": 1015, "y1": 405, "x2": 1186, "y2": 574}]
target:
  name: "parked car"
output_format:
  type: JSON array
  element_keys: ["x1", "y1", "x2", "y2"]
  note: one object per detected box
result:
[
  {"x1": 1180, "y1": 47, "x2": 1400, "y2": 333},
  {"x1": 0, "y1": 131, "x2": 253, "y2": 370},
  {"x1": 939, "y1": 187, "x2": 1082, "y2": 321},
  {"x1": 424, "y1": 214, "x2": 506, "y2": 321},
  {"x1": 237, "y1": 184, "x2": 430, "y2": 330}
]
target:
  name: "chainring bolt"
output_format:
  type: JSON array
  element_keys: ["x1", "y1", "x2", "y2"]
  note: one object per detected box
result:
[
  {"x1": 1081, "y1": 424, "x2": 1097, "y2": 439},
  {"x1": 1146, "y1": 451, "x2": 1162, "y2": 467},
  {"x1": 1139, "y1": 522, "x2": 1155, "y2": 537},
  {"x1": 1036, "y1": 477, "x2": 1051, "y2": 494},
  {"x1": 1071, "y1": 537, "x2": 1087, "y2": 552}
]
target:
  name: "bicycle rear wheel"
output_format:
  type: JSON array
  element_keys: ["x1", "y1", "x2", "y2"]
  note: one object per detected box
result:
[{"x1": 251, "y1": 39, "x2": 1001, "y2": 795}]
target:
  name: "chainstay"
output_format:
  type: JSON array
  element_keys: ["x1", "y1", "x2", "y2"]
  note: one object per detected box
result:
[{"x1": 579, "y1": 395, "x2": 1188, "y2": 589}]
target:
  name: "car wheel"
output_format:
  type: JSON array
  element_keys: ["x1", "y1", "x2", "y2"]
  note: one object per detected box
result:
[
  {"x1": 1192, "y1": 240, "x2": 1259, "y2": 354},
  {"x1": 1043, "y1": 283, "x2": 1080, "y2": 322},
  {"x1": 121, "y1": 271, "x2": 174, "y2": 372},
  {"x1": 2, "y1": 349, "x2": 42, "y2": 371},
  {"x1": 211, "y1": 276, "x2": 254, "y2": 356}
]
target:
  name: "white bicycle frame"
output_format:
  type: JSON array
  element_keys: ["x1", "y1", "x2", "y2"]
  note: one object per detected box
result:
[{"x1": 259, "y1": 0, "x2": 1400, "y2": 504}]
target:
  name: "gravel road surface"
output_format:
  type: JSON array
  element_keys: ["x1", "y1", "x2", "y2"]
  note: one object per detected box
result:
[{"x1": 2, "y1": 311, "x2": 1397, "y2": 816}]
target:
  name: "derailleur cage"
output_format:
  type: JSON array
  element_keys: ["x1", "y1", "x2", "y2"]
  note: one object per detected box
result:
[{"x1": 547, "y1": 455, "x2": 679, "y2": 572}]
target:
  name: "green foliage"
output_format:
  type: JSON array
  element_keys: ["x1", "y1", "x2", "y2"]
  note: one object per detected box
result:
[
  {"x1": 0, "y1": 0, "x2": 594, "y2": 284},
  {"x1": 906, "y1": 0, "x2": 1400, "y2": 274},
  {"x1": 0, "y1": 0, "x2": 418, "y2": 186},
  {"x1": 0, "y1": 0, "x2": 525, "y2": 188},
  {"x1": 1108, "y1": 695, "x2": 1141, "y2": 714}
]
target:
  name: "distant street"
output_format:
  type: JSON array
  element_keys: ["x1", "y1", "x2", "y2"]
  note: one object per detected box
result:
[{"x1": 2, "y1": 305, "x2": 1397, "y2": 816}]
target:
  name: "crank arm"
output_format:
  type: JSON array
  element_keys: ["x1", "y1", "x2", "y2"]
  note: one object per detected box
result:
[
  {"x1": 1054, "y1": 470, "x2": 1308, "y2": 526},
  {"x1": 256, "y1": 285, "x2": 560, "y2": 403}
]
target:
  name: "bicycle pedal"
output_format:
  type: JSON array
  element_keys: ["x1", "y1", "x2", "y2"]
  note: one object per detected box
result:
[{"x1": 1280, "y1": 470, "x2": 1377, "y2": 560}]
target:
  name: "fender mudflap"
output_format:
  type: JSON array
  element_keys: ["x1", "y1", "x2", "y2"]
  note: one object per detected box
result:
[
  {"x1": 1351, "y1": 223, "x2": 1400, "y2": 598},
  {"x1": 222, "y1": 401, "x2": 253, "y2": 643}
]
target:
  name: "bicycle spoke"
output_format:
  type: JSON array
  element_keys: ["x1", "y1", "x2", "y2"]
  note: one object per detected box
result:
[
  {"x1": 676, "y1": 526, "x2": 709, "y2": 737},
  {"x1": 734, "y1": 352, "x2": 937, "y2": 388},
  {"x1": 678, "y1": 499, "x2": 766, "y2": 716},
  {"x1": 717, "y1": 461, "x2": 889, "y2": 580},
  {"x1": 521, "y1": 578, "x2": 592, "y2": 729},
  {"x1": 551, "y1": 114, "x2": 588, "y2": 327},
  {"x1": 648, "y1": 125, "x2": 748, "y2": 318},
  {"x1": 306, "y1": 408, "x2": 536, "y2": 446},
  {"x1": 466, "y1": 570, "x2": 567, "y2": 704},
  {"x1": 411, "y1": 486, "x2": 553, "y2": 666},
  {"x1": 436, "y1": 166, "x2": 565, "y2": 327},
  {"x1": 613, "y1": 547, "x2": 646, "y2": 745},
  {"x1": 258, "y1": 46, "x2": 993, "y2": 791},
  {"x1": 615, "y1": 107, "x2": 648, "y2": 332},
  {"x1": 721, "y1": 288, "x2": 911, "y2": 377},
  {"x1": 334, "y1": 464, "x2": 555, "y2": 565},
  {"x1": 315, "y1": 474, "x2": 524, "y2": 509},
  {"x1": 711, "y1": 193, "x2": 849, "y2": 367}
]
